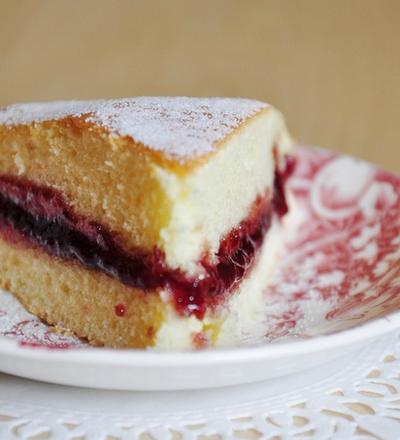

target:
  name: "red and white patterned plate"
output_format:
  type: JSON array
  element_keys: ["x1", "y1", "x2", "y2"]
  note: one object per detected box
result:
[{"x1": 0, "y1": 146, "x2": 398, "y2": 390}]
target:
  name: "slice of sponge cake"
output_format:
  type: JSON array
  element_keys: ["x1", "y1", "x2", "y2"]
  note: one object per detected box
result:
[{"x1": 0, "y1": 97, "x2": 294, "y2": 349}]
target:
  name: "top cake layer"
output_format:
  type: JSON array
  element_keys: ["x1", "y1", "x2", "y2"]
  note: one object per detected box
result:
[
  {"x1": 0, "y1": 97, "x2": 268, "y2": 162},
  {"x1": 0, "y1": 97, "x2": 292, "y2": 275}
]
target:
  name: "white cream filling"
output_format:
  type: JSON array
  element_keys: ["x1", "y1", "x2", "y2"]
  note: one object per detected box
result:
[{"x1": 153, "y1": 109, "x2": 292, "y2": 275}]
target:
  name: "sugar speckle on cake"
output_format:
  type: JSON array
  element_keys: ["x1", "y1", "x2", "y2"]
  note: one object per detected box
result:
[{"x1": 0, "y1": 97, "x2": 269, "y2": 160}]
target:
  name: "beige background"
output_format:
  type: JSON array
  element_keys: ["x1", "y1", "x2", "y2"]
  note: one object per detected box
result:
[{"x1": 0, "y1": 0, "x2": 399, "y2": 172}]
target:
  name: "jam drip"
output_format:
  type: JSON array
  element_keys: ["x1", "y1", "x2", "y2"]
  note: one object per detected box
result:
[
  {"x1": 273, "y1": 152, "x2": 296, "y2": 217},
  {"x1": 0, "y1": 155, "x2": 294, "y2": 319}
]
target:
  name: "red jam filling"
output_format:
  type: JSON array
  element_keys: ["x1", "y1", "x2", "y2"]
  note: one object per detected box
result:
[
  {"x1": 273, "y1": 151, "x2": 296, "y2": 217},
  {"x1": 114, "y1": 303, "x2": 126, "y2": 317},
  {"x1": 0, "y1": 156, "x2": 294, "y2": 319}
]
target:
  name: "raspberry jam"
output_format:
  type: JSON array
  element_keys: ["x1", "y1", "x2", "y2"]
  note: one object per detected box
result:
[
  {"x1": 0, "y1": 155, "x2": 294, "y2": 318},
  {"x1": 273, "y1": 152, "x2": 296, "y2": 217},
  {"x1": 114, "y1": 303, "x2": 126, "y2": 317}
]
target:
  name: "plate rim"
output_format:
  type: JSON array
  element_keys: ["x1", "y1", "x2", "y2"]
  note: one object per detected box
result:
[{"x1": 0, "y1": 308, "x2": 399, "y2": 367}]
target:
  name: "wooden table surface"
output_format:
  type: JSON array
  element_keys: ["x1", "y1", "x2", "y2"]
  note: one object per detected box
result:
[{"x1": 0, "y1": 0, "x2": 399, "y2": 172}]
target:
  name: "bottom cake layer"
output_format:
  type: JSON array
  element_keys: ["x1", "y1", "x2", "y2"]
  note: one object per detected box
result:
[
  {"x1": 0, "y1": 240, "x2": 166, "y2": 348},
  {"x1": 0, "y1": 220, "x2": 283, "y2": 350}
]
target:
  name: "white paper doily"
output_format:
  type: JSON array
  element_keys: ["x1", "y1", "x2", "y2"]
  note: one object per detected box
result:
[{"x1": 0, "y1": 329, "x2": 399, "y2": 439}]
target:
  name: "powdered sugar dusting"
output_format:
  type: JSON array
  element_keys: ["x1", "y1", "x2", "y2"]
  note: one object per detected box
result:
[
  {"x1": 0, "y1": 289, "x2": 85, "y2": 348},
  {"x1": 0, "y1": 97, "x2": 268, "y2": 160}
]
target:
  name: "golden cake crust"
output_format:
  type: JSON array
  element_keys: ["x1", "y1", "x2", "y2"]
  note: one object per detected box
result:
[{"x1": 0, "y1": 97, "x2": 270, "y2": 169}]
